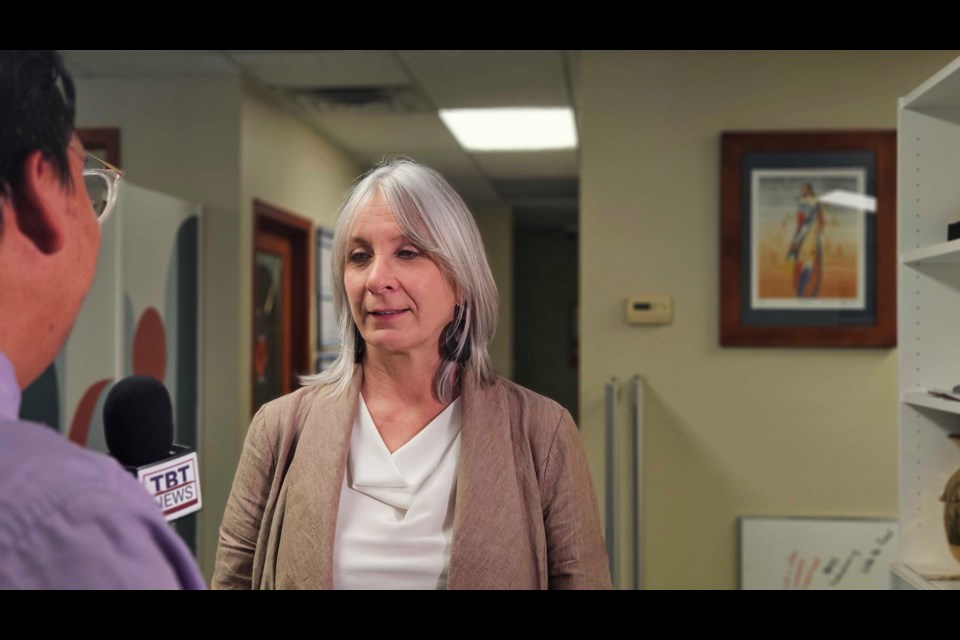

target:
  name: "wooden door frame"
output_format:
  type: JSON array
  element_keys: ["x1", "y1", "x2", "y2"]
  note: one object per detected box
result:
[
  {"x1": 252, "y1": 199, "x2": 312, "y2": 416},
  {"x1": 76, "y1": 128, "x2": 121, "y2": 167}
]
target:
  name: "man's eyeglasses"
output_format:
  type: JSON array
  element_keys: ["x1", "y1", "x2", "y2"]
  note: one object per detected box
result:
[{"x1": 69, "y1": 145, "x2": 123, "y2": 225}]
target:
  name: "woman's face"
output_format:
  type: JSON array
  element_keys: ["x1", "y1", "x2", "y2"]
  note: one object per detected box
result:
[{"x1": 344, "y1": 192, "x2": 457, "y2": 362}]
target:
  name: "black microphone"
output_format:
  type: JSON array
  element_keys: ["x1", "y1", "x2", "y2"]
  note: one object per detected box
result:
[{"x1": 103, "y1": 376, "x2": 202, "y2": 522}]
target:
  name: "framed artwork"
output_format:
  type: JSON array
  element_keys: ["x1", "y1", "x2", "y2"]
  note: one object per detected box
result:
[
  {"x1": 316, "y1": 227, "x2": 339, "y2": 350},
  {"x1": 253, "y1": 243, "x2": 286, "y2": 410},
  {"x1": 720, "y1": 131, "x2": 896, "y2": 347}
]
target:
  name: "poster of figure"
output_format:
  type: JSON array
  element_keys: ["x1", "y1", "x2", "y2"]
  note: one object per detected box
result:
[
  {"x1": 751, "y1": 169, "x2": 866, "y2": 311},
  {"x1": 254, "y1": 252, "x2": 284, "y2": 410}
]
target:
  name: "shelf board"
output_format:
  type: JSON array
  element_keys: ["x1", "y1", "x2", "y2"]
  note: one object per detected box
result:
[
  {"x1": 902, "y1": 390, "x2": 960, "y2": 415},
  {"x1": 891, "y1": 562, "x2": 960, "y2": 590},
  {"x1": 901, "y1": 240, "x2": 960, "y2": 265},
  {"x1": 901, "y1": 57, "x2": 960, "y2": 110}
]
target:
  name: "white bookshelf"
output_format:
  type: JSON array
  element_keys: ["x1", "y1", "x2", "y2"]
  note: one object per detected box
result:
[{"x1": 896, "y1": 56, "x2": 960, "y2": 589}]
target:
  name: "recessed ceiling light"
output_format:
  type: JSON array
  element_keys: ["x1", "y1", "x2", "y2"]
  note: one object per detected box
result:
[{"x1": 439, "y1": 108, "x2": 578, "y2": 152}]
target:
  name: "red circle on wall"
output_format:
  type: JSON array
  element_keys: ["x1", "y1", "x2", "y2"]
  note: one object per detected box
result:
[{"x1": 133, "y1": 307, "x2": 166, "y2": 381}]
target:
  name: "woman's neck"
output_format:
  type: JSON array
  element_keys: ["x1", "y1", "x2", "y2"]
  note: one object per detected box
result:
[
  {"x1": 360, "y1": 348, "x2": 443, "y2": 407},
  {"x1": 360, "y1": 349, "x2": 458, "y2": 453}
]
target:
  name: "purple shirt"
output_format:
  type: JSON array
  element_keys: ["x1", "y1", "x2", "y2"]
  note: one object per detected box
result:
[{"x1": 0, "y1": 354, "x2": 206, "y2": 589}]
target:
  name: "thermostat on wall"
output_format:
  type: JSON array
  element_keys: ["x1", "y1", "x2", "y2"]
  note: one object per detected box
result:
[{"x1": 626, "y1": 295, "x2": 672, "y2": 325}]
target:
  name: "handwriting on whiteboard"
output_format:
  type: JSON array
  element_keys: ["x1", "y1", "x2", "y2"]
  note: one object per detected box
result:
[{"x1": 783, "y1": 528, "x2": 894, "y2": 589}]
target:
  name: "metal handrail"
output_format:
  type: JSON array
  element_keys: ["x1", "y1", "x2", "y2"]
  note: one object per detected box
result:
[
  {"x1": 631, "y1": 374, "x2": 644, "y2": 590},
  {"x1": 604, "y1": 376, "x2": 619, "y2": 587}
]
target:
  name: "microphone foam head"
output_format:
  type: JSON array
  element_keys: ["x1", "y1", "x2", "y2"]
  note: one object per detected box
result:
[{"x1": 103, "y1": 375, "x2": 174, "y2": 467}]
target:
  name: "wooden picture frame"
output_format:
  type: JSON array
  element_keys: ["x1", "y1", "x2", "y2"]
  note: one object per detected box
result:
[{"x1": 720, "y1": 131, "x2": 897, "y2": 347}]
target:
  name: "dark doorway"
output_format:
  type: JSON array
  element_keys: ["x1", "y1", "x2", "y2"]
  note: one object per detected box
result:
[{"x1": 512, "y1": 203, "x2": 579, "y2": 419}]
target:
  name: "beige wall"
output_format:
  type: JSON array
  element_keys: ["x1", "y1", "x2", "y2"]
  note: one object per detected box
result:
[
  {"x1": 76, "y1": 76, "x2": 243, "y2": 579},
  {"x1": 241, "y1": 84, "x2": 360, "y2": 229},
  {"x1": 578, "y1": 51, "x2": 959, "y2": 589},
  {"x1": 472, "y1": 203, "x2": 514, "y2": 379}
]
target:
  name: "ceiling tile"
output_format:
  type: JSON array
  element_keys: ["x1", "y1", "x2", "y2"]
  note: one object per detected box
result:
[
  {"x1": 60, "y1": 51, "x2": 236, "y2": 76},
  {"x1": 398, "y1": 50, "x2": 569, "y2": 108},
  {"x1": 307, "y1": 112, "x2": 460, "y2": 156},
  {"x1": 229, "y1": 50, "x2": 410, "y2": 88}
]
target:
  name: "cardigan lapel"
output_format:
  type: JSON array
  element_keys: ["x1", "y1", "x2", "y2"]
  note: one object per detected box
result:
[
  {"x1": 447, "y1": 372, "x2": 540, "y2": 589},
  {"x1": 283, "y1": 368, "x2": 361, "y2": 589}
]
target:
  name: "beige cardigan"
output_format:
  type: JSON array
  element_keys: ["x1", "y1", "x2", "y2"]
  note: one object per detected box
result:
[{"x1": 212, "y1": 368, "x2": 611, "y2": 589}]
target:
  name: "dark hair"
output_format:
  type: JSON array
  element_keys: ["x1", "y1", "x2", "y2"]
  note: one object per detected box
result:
[{"x1": 0, "y1": 51, "x2": 77, "y2": 233}]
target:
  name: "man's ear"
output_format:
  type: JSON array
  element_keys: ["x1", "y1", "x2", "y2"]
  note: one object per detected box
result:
[{"x1": 12, "y1": 150, "x2": 68, "y2": 255}]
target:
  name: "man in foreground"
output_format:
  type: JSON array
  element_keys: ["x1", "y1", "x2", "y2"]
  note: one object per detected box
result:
[{"x1": 0, "y1": 50, "x2": 205, "y2": 589}]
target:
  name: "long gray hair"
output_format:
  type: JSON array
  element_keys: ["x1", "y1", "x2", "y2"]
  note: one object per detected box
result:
[{"x1": 301, "y1": 157, "x2": 499, "y2": 402}]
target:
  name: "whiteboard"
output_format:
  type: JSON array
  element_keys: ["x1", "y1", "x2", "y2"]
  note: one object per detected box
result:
[{"x1": 740, "y1": 517, "x2": 899, "y2": 590}]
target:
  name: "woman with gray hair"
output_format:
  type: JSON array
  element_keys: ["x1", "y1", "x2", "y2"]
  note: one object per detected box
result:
[{"x1": 213, "y1": 158, "x2": 610, "y2": 589}]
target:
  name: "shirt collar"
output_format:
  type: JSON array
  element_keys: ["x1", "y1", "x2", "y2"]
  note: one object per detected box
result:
[
  {"x1": 0, "y1": 352, "x2": 22, "y2": 421},
  {"x1": 348, "y1": 393, "x2": 462, "y2": 510}
]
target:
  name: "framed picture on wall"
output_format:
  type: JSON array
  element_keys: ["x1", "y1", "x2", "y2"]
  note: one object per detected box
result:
[
  {"x1": 316, "y1": 227, "x2": 339, "y2": 351},
  {"x1": 720, "y1": 131, "x2": 896, "y2": 347}
]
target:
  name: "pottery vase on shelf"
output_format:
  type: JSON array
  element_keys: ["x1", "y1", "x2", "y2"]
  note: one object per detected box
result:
[{"x1": 943, "y1": 434, "x2": 960, "y2": 563}]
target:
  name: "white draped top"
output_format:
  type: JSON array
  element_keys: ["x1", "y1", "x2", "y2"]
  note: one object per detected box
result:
[{"x1": 331, "y1": 394, "x2": 462, "y2": 590}]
